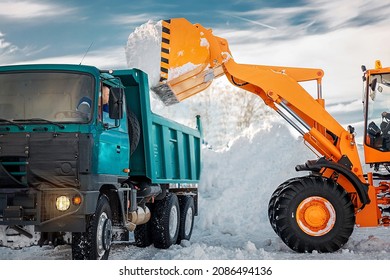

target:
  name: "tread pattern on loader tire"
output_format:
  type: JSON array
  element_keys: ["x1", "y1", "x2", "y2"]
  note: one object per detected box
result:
[
  {"x1": 268, "y1": 177, "x2": 302, "y2": 236},
  {"x1": 273, "y1": 175, "x2": 355, "y2": 253}
]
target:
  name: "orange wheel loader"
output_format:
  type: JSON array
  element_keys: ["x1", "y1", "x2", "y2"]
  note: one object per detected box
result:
[{"x1": 149, "y1": 18, "x2": 390, "y2": 253}]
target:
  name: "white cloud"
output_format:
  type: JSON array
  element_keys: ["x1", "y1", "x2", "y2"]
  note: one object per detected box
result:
[
  {"x1": 110, "y1": 13, "x2": 160, "y2": 26},
  {"x1": 306, "y1": 0, "x2": 389, "y2": 29},
  {"x1": 0, "y1": 32, "x2": 52, "y2": 65},
  {"x1": 0, "y1": 32, "x2": 18, "y2": 59},
  {"x1": 219, "y1": 21, "x2": 390, "y2": 104},
  {"x1": 0, "y1": 0, "x2": 77, "y2": 19},
  {"x1": 10, "y1": 46, "x2": 128, "y2": 70},
  {"x1": 224, "y1": 0, "x2": 390, "y2": 38},
  {"x1": 2, "y1": 0, "x2": 389, "y2": 105},
  {"x1": 213, "y1": 1, "x2": 390, "y2": 103}
]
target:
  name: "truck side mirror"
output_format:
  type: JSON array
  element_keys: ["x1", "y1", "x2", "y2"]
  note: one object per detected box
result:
[{"x1": 109, "y1": 87, "x2": 124, "y2": 119}]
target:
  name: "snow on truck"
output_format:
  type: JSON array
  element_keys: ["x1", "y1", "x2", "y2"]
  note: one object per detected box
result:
[
  {"x1": 138, "y1": 18, "x2": 390, "y2": 254},
  {"x1": 0, "y1": 64, "x2": 201, "y2": 259}
]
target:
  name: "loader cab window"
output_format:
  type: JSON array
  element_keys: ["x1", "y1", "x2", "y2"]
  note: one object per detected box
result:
[{"x1": 366, "y1": 73, "x2": 390, "y2": 150}]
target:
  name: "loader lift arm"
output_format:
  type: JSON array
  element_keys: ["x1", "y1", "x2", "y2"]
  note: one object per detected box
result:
[{"x1": 154, "y1": 18, "x2": 369, "y2": 209}]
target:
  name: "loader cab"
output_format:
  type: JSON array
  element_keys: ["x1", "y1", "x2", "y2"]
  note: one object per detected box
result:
[{"x1": 363, "y1": 64, "x2": 390, "y2": 167}]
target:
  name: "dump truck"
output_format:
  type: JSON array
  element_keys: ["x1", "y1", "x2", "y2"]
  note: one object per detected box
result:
[
  {"x1": 147, "y1": 18, "x2": 390, "y2": 253},
  {"x1": 0, "y1": 64, "x2": 202, "y2": 259}
]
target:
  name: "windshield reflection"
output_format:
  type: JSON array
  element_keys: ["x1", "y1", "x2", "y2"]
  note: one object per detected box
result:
[{"x1": 0, "y1": 72, "x2": 94, "y2": 123}]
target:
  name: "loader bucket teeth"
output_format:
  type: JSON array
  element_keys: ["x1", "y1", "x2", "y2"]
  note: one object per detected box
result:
[{"x1": 153, "y1": 18, "x2": 220, "y2": 106}]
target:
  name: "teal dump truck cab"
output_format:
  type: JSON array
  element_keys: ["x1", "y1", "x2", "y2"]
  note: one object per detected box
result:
[{"x1": 0, "y1": 64, "x2": 202, "y2": 259}]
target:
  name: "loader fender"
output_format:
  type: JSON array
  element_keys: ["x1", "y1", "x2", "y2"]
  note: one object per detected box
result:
[{"x1": 295, "y1": 157, "x2": 370, "y2": 206}]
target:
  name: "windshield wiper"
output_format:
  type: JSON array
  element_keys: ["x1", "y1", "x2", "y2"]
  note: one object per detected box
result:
[
  {"x1": 13, "y1": 118, "x2": 65, "y2": 129},
  {"x1": 0, "y1": 118, "x2": 25, "y2": 130}
]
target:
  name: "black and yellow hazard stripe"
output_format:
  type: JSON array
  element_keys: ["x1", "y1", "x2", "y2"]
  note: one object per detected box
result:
[{"x1": 160, "y1": 19, "x2": 171, "y2": 82}]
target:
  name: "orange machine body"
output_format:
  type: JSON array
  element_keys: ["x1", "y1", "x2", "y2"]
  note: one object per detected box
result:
[{"x1": 154, "y1": 18, "x2": 390, "y2": 229}]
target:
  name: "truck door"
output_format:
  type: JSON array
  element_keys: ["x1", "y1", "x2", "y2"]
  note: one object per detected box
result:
[{"x1": 97, "y1": 94, "x2": 129, "y2": 176}]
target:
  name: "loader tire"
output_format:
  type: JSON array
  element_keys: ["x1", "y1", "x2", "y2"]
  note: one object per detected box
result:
[
  {"x1": 273, "y1": 176, "x2": 355, "y2": 253},
  {"x1": 72, "y1": 195, "x2": 113, "y2": 260},
  {"x1": 152, "y1": 193, "x2": 180, "y2": 249},
  {"x1": 176, "y1": 195, "x2": 195, "y2": 244},
  {"x1": 128, "y1": 110, "x2": 140, "y2": 155},
  {"x1": 268, "y1": 177, "x2": 301, "y2": 236}
]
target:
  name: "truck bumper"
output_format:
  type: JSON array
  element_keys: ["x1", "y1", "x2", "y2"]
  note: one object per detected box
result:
[{"x1": 0, "y1": 187, "x2": 99, "y2": 232}]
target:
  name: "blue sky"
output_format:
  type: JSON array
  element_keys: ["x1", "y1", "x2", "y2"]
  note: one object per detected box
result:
[{"x1": 1, "y1": 0, "x2": 389, "y2": 101}]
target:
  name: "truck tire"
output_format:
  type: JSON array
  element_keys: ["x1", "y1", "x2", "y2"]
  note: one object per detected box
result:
[
  {"x1": 128, "y1": 110, "x2": 140, "y2": 155},
  {"x1": 134, "y1": 222, "x2": 153, "y2": 247},
  {"x1": 273, "y1": 176, "x2": 355, "y2": 253},
  {"x1": 152, "y1": 193, "x2": 180, "y2": 249},
  {"x1": 71, "y1": 195, "x2": 113, "y2": 260},
  {"x1": 176, "y1": 195, "x2": 195, "y2": 244}
]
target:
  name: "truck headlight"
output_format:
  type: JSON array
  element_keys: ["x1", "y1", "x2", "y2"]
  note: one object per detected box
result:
[{"x1": 56, "y1": 196, "x2": 71, "y2": 211}]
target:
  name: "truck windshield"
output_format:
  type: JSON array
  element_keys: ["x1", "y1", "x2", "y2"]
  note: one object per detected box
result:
[{"x1": 0, "y1": 71, "x2": 94, "y2": 123}]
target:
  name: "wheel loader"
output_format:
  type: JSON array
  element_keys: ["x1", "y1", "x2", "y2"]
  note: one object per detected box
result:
[{"x1": 148, "y1": 18, "x2": 390, "y2": 253}]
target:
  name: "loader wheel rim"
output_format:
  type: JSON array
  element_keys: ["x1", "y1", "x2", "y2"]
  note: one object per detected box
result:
[{"x1": 296, "y1": 196, "x2": 336, "y2": 236}]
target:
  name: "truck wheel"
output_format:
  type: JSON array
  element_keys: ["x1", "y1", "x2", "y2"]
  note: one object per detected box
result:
[
  {"x1": 71, "y1": 195, "x2": 113, "y2": 260},
  {"x1": 268, "y1": 177, "x2": 301, "y2": 236},
  {"x1": 152, "y1": 193, "x2": 180, "y2": 249},
  {"x1": 176, "y1": 195, "x2": 195, "y2": 244},
  {"x1": 128, "y1": 110, "x2": 140, "y2": 155},
  {"x1": 134, "y1": 222, "x2": 153, "y2": 247},
  {"x1": 273, "y1": 176, "x2": 355, "y2": 253}
]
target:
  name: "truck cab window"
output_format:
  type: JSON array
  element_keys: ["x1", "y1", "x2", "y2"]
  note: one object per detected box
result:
[{"x1": 0, "y1": 72, "x2": 94, "y2": 123}]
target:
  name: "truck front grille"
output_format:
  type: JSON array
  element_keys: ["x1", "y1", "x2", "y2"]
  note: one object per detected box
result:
[{"x1": 0, "y1": 157, "x2": 28, "y2": 186}]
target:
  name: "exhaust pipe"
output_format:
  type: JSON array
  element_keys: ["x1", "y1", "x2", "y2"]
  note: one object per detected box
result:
[{"x1": 125, "y1": 206, "x2": 151, "y2": 231}]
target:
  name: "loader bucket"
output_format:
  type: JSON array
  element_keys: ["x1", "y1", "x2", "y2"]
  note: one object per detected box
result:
[{"x1": 152, "y1": 18, "x2": 224, "y2": 105}]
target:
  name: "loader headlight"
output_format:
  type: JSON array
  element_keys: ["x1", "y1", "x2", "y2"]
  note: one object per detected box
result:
[{"x1": 56, "y1": 195, "x2": 71, "y2": 211}]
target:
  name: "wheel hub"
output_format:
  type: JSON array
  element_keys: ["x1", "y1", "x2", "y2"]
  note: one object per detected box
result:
[
  {"x1": 184, "y1": 207, "x2": 193, "y2": 236},
  {"x1": 296, "y1": 196, "x2": 336, "y2": 236},
  {"x1": 97, "y1": 212, "x2": 112, "y2": 257},
  {"x1": 169, "y1": 205, "x2": 178, "y2": 239},
  {"x1": 102, "y1": 219, "x2": 113, "y2": 251}
]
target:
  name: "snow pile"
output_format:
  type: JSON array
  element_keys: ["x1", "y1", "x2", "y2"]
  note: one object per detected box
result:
[
  {"x1": 195, "y1": 124, "x2": 312, "y2": 240},
  {"x1": 151, "y1": 76, "x2": 276, "y2": 149},
  {"x1": 125, "y1": 20, "x2": 162, "y2": 88}
]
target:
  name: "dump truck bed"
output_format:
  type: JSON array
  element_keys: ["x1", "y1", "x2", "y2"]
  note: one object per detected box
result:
[{"x1": 113, "y1": 69, "x2": 202, "y2": 184}]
